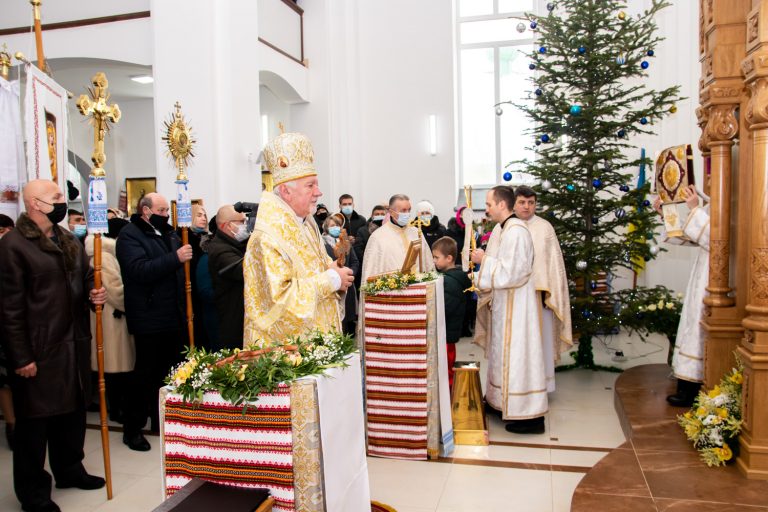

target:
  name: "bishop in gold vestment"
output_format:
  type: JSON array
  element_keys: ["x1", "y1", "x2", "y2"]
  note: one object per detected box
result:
[{"x1": 243, "y1": 132, "x2": 349, "y2": 346}]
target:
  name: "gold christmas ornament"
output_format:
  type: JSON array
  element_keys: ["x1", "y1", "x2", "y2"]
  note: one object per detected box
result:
[
  {"x1": 670, "y1": 104, "x2": 678, "y2": 114},
  {"x1": 618, "y1": 11, "x2": 626, "y2": 20},
  {"x1": 163, "y1": 102, "x2": 196, "y2": 180}
]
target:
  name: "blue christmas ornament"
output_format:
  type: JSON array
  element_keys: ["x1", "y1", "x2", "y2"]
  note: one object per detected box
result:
[
  {"x1": 535, "y1": 88, "x2": 543, "y2": 96},
  {"x1": 566, "y1": 184, "x2": 576, "y2": 192},
  {"x1": 530, "y1": 21, "x2": 538, "y2": 29},
  {"x1": 541, "y1": 134, "x2": 550, "y2": 143},
  {"x1": 590, "y1": 281, "x2": 598, "y2": 291},
  {"x1": 547, "y1": 2, "x2": 555, "y2": 11},
  {"x1": 529, "y1": 63, "x2": 537, "y2": 70},
  {"x1": 647, "y1": 49, "x2": 654, "y2": 56},
  {"x1": 640, "y1": 117, "x2": 648, "y2": 125},
  {"x1": 616, "y1": 53, "x2": 627, "y2": 65},
  {"x1": 582, "y1": 309, "x2": 592, "y2": 319},
  {"x1": 570, "y1": 105, "x2": 582, "y2": 115},
  {"x1": 578, "y1": 46, "x2": 586, "y2": 54},
  {"x1": 539, "y1": 46, "x2": 547, "y2": 54},
  {"x1": 617, "y1": 129, "x2": 626, "y2": 138},
  {"x1": 619, "y1": 184, "x2": 630, "y2": 192},
  {"x1": 503, "y1": 171, "x2": 512, "y2": 181},
  {"x1": 535, "y1": 140, "x2": 542, "y2": 146},
  {"x1": 591, "y1": 217, "x2": 599, "y2": 224},
  {"x1": 642, "y1": 199, "x2": 651, "y2": 207},
  {"x1": 616, "y1": 208, "x2": 627, "y2": 218},
  {"x1": 641, "y1": 60, "x2": 649, "y2": 69},
  {"x1": 592, "y1": 178, "x2": 603, "y2": 188}
]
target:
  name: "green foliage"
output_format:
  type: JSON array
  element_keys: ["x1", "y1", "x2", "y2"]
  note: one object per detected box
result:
[
  {"x1": 166, "y1": 330, "x2": 356, "y2": 408},
  {"x1": 361, "y1": 271, "x2": 438, "y2": 295},
  {"x1": 511, "y1": 0, "x2": 684, "y2": 365}
]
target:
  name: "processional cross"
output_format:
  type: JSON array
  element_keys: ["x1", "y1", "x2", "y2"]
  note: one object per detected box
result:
[{"x1": 76, "y1": 73, "x2": 121, "y2": 177}]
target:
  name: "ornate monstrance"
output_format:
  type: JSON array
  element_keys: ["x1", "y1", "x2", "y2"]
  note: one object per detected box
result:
[{"x1": 163, "y1": 101, "x2": 196, "y2": 180}]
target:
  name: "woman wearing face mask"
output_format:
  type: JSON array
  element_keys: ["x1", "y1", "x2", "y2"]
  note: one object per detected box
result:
[
  {"x1": 322, "y1": 214, "x2": 360, "y2": 336},
  {"x1": 177, "y1": 203, "x2": 211, "y2": 350},
  {"x1": 416, "y1": 200, "x2": 447, "y2": 249}
]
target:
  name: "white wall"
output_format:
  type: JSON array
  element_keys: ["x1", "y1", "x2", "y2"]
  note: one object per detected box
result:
[
  {"x1": 1, "y1": 0, "x2": 150, "y2": 29},
  {"x1": 112, "y1": 98, "x2": 156, "y2": 201},
  {"x1": 292, "y1": 0, "x2": 456, "y2": 221},
  {"x1": 259, "y1": 85, "x2": 291, "y2": 147}
]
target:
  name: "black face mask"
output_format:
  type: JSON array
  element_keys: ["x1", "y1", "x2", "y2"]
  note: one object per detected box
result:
[
  {"x1": 38, "y1": 200, "x2": 67, "y2": 225},
  {"x1": 315, "y1": 212, "x2": 328, "y2": 223},
  {"x1": 372, "y1": 219, "x2": 383, "y2": 227},
  {"x1": 149, "y1": 214, "x2": 169, "y2": 231}
]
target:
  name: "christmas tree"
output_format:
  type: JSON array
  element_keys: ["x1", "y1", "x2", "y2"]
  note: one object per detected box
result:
[{"x1": 508, "y1": 0, "x2": 683, "y2": 368}]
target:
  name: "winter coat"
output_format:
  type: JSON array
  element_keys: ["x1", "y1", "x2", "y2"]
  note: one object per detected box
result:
[
  {"x1": 324, "y1": 238, "x2": 360, "y2": 324},
  {"x1": 195, "y1": 252, "x2": 219, "y2": 346},
  {"x1": 116, "y1": 215, "x2": 186, "y2": 335},
  {"x1": 84, "y1": 235, "x2": 135, "y2": 373},
  {"x1": 342, "y1": 210, "x2": 367, "y2": 238},
  {"x1": 0, "y1": 214, "x2": 93, "y2": 419},
  {"x1": 442, "y1": 266, "x2": 472, "y2": 343},
  {"x1": 422, "y1": 215, "x2": 448, "y2": 249},
  {"x1": 207, "y1": 230, "x2": 247, "y2": 348}
]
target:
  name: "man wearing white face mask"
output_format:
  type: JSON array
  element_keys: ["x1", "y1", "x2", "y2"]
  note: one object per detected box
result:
[
  {"x1": 361, "y1": 194, "x2": 435, "y2": 282},
  {"x1": 208, "y1": 204, "x2": 251, "y2": 350},
  {"x1": 338, "y1": 194, "x2": 366, "y2": 240}
]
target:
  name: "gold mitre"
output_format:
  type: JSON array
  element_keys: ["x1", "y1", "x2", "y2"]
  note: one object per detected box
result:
[{"x1": 263, "y1": 132, "x2": 316, "y2": 186}]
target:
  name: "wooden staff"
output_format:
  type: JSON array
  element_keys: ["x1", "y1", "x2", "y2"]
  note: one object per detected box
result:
[
  {"x1": 76, "y1": 72, "x2": 121, "y2": 500},
  {"x1": 92, "y1": 233, "x2": 113, "y2": 499},
  {"x1": 30, "y1": 0, "x2": 46, "y2": 72},
  {"x1": 182, "y1": 226, "x2": 194, "y2": 348}
]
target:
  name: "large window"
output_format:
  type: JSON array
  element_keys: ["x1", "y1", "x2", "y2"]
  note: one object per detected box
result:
[{"x1": 457, "y1": 0, "x2": 538, "y2": 187}]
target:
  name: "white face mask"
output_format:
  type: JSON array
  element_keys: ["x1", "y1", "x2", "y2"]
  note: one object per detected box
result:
[
  {"x1": 232, "y1": 222, "x2": 250, "y2": 242},
  {"x1": 395, "y1": 212, "x2": 411, "y2": 226}
]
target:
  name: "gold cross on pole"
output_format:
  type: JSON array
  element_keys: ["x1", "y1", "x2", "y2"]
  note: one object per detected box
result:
[
  {"x1": 76, "y1": 72, "x2": 121, "y2": 177},
  {"x1": 0, "y1": 44, "x2": 11, "y2": 81}
]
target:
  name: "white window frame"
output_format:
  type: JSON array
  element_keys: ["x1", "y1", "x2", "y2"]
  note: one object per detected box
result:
[{"x1": 455, "y1": 0, "x2": 544, "y2": 188}]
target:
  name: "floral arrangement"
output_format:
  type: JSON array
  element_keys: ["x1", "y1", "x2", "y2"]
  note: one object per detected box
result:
[
  {"x1": 678, "y1": 365, "x2": 744, "y2": 467},
  {"x1": 166, "y1": 330, "x2": 356, "y2": 407},
  {"x1": 361, "y1": 271, "x2": 438, "y2": 295}
]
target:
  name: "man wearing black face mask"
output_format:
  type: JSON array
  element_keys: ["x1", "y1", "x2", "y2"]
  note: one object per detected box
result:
[
  {"x1": 115, "y1": 192, "x2": 192, "y2": 451},
  {"x1": 0, "y1": 180, "x2": 108, "y2": 512}
]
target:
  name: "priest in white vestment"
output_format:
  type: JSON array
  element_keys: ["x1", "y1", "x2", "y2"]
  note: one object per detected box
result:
[
  {"x1": 471, "y1": 186, "x2": 547, "y2": 434},
  {"x1": 513, "y1": 186, "x2": 573, "y2": 393},
  {"x1": 654, "y1": 185, "x2": 710, "y2": 407},
  {"x1": 360, "y1": 194, "x2": 434, "y2": 282}
]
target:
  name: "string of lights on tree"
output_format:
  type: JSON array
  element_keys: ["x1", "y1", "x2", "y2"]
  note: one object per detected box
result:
[{"x1": 495, "y1": 0, "x2": 683, "y2": 369}]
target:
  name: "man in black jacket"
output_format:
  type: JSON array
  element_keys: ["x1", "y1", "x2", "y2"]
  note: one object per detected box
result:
[
  {"x1": 0, "y1": 179, "x2": 107, "y2": 512},
  {"x1": 338, "y1": 194, "x2": 367, "y2": 239},
  {"x1": 116, "y1": 193, "x2": 192, "y2": 450},
  {"x1": 208, "y1": 205, "x2": 249, "y2": 350}
]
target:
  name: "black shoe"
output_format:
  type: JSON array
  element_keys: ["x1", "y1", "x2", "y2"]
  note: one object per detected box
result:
[
  {"x1": 666, "y1": 379, "x2": 701, "y2": 408},
  {"x1": 505, "y1": 417, "x2": 545, "y2": 434},
  {"x1": 5, "y1": 423, "x2": 14, "y2": 451},
  {"x1": 22, "y1": 500, "x2": 61, "y2": 512},
  {"x1": 55, "y1": 473, "x2": 106, "y2": 490},
  {"x1": 123, "y1": 432, "x2": 151, "y2": 452}
]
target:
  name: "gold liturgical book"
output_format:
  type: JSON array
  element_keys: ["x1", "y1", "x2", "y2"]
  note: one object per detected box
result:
[{"x1": 655, "y1": 144, "x2": 694, "y2": 239}]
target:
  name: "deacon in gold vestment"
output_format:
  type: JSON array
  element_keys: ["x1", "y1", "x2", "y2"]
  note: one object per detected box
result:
[
  {"x1": 513, "y1": 186, "x2": 572, "y2": 393},
  {"x1": 243, "y1": 133, "x2": 355, "y2": 346}
]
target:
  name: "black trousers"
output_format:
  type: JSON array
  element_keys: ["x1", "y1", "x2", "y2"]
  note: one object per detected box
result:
[
  {"x1": 124, "y1": 329, "x2": 187, "y2": 434},
  {"x1": 13, "y1": 409, "x2": 87, "y2": 508}
]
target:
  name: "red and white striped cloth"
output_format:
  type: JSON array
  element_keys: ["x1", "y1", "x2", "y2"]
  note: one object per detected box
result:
[{"x1": 364, "y1": 284, "x2": 429, "y2": 460}]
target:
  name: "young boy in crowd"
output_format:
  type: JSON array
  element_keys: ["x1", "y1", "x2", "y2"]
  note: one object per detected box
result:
[{"x1": 432, "y1": 236, "x2": 472, "y2": 388}]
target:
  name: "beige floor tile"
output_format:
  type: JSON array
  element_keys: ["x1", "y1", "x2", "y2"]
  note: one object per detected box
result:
[
  {"x1": 550, "y1": 448, "x2": 608, "y2": 468},
  {"x1": 367, "y1": 457, "x2": 451, "y2": 510},
  {"x1": 549, "y1": 409, "x2": 626, "y2": 449},
  {"x1": 551, "y1": 471, "x2": 586, "y2": 512},
  {"x1": 437, "y1": 464, "x2": 553, "y2": 512},
  {"x1": 452, "y1": 443, "x2": 551, "y2": 465},
  {"x1": 91, "y1": 475, "x2": 165, "y2": 512}
]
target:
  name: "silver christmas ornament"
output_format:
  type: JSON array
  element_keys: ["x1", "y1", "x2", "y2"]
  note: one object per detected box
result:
[
  {"x1": 516, "y1": 22, "x2": 526, "y2": 33},
  {"x1": 576, "y1": 260, "x2": 587, "y2": 270},
  {"x1": 495, "y1": 106, "x2": 503, "y2": 116},
  {"x1": 650, "y1": 245, "x2": 660, "y2": 256},
  {"x1": 541, "y1": 179, "x2": 552, "y2": 191}
]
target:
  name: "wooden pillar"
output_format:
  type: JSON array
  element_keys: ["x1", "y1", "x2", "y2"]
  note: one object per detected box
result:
[
  {"x1": 699, "y1": 0, "x2": 750, "y2": 389},
  {"x1": 736, "y1": 1, "x2": 768, "y2": 481}
]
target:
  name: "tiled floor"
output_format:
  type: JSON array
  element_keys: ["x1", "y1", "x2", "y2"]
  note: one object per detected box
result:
[{"x1": 0, "y1": 332, "x2": 671, "y2": 512}]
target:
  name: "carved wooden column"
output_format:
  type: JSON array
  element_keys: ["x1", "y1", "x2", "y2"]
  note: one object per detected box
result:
[
  {"x1": 699, "y1": 0, "x2": 750, "y2": 389},
  {"x1": 736, "y1": 2, "x2": 768, "y2": 481}
]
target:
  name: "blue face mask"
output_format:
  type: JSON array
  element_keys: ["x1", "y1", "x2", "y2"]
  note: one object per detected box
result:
[
  {"x1": 73, "y1": 224, "x2": 87, "y2": 238},
  {"x1": 420, "y1": 214, "x2": 433, "y2": 224},
  {"x1": 341, "y1": 205, "x2": 353, "y2": 216},
  {"x1": 395, "y1": 212, "x2": 411, "y2": 227},
  {"x1": 191, "y1": 226, "x2": 206, "y2": 234},
  {"x1": 328, "y1": 226, "x2": 342, "y2": 238}
]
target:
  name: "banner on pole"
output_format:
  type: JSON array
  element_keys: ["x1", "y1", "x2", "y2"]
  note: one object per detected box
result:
[
  {"x1": 175, "y1": 179, "x2": 192, "y2": 227},
  {"x1": 0, "y1": 77, "x2": 24, "y2": 219}
]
